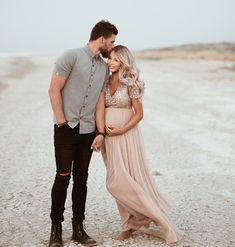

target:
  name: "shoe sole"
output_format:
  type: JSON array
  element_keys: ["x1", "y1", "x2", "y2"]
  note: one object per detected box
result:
[{"x1": 71, "y1": 239, "x2": 97, "y2": 247}]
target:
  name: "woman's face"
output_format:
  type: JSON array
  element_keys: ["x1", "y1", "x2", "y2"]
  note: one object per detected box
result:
[{"x1": 107, "y1": 51, "x2": 121, "y2": 73}]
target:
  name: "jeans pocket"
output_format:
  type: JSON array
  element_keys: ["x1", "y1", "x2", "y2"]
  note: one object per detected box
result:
[{"x1": 54, "y1": 124, "x2": 68, "y2": 137}]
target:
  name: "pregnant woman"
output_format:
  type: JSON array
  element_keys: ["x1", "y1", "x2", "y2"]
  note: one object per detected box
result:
[{"x1": 101, "y1": 45, "x2": 183, "y2": 244}]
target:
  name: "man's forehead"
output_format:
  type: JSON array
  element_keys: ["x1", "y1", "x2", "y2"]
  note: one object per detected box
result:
[{"x1": 108, "y1": 34, "x2": 116, "y2": 41}]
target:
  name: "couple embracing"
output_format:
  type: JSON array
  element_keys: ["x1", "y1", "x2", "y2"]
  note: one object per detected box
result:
[{"x1": 48, "y1": 20, "x2": 183, "y2": 247}]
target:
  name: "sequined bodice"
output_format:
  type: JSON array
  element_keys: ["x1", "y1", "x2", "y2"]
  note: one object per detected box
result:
[
  {"x1": 105, "y1": 81, "x2": 143, "y2": 109},
  {"x1": 105, "y1": 84, "x2": 132, "y2": 108}
]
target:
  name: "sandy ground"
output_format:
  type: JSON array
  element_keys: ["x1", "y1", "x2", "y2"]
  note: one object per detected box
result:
[{"x1": 0, "y1": 54, "x2": 235, "y2": 247}]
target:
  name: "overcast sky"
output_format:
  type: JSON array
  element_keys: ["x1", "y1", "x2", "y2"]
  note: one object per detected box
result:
[{"x1": 0, "y1": 0, "x2": 235, "y2": 53}]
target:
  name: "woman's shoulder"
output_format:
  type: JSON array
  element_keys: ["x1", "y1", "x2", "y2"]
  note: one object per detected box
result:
[{"x1": 126, "y1": 80, "x2": 144, "y2": 101}]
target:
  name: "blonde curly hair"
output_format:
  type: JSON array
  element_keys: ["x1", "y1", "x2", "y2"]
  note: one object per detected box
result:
[{"x1": 111, "y1": 45, "x2": 144, "y2": 98}]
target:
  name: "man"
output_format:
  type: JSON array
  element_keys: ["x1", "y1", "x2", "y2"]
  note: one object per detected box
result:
[{"x1": 48, "y1": 20, "x2": 118, "y2": 247}]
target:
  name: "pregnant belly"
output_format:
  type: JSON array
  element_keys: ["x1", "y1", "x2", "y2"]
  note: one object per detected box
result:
[{"x1": 105, "y1": 107, "x2": 134, "y2": 127}]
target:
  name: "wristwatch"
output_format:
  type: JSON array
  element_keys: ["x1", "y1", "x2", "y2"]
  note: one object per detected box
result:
[{"x1": 97, "y1": 132, "x2": 106, "y2": 137}]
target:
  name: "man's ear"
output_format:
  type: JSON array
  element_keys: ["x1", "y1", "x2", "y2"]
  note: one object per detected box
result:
[
  {"x1": 96, "y1": 36, "x2": 103, "y2": 45},
  {"x1": 100, "y1": 36, "x2": 106, "y2": 44}
]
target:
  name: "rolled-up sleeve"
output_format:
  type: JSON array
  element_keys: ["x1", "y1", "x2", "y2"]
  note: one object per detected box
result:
[{"x1": 52, "y1": 49, "x2": 77, "y2": 78}]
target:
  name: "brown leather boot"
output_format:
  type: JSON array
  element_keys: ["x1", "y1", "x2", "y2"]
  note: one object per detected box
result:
[
  {"x1": 72, "y1": 220, "x2": 97, "y2": 246},
  {"x1": 49, "y1": 223, "x2": 63, "y2": 247}
]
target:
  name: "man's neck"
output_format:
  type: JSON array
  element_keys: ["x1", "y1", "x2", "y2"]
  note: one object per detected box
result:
[{"x1": 88, "y1": 42, "x2": 100, "y2": 56}]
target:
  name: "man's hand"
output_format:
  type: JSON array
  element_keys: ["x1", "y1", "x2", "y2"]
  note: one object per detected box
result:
[{"x1": 90, "y1": 135, "x2": 104, "y2": 152}]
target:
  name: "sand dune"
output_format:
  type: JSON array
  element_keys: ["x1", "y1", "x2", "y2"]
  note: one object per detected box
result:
[{"x1": 134, "y1": 42, "x2": 235, "y2": 61}]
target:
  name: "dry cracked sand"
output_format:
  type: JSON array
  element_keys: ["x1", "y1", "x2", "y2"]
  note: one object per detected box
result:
[{"x1": 0, "y1": 54, "x2": 235, "y2": 247}]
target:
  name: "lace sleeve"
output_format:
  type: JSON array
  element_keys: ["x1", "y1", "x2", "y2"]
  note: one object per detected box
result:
[{"x1": 128, "y1": 84, "x2": 142, "y2": 101}]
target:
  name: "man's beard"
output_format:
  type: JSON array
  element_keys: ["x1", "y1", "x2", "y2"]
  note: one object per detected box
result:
[{"x1": 100, "y1": 48, "x2": 110, "y2": 58}]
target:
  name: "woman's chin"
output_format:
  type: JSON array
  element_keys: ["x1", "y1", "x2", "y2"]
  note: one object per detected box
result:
[{"x1": 109, "y1": 69, "x2": 118, "y2": 73}]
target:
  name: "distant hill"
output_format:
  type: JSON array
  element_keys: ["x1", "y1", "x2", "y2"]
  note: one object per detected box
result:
[{"x1": 134, "y1": 42, "x2": 235, "y2": 61}]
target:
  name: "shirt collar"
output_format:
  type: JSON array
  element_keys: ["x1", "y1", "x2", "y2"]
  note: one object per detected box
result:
[{"x1": 83, "y1": 44, "x2": 100, "y2": 60}]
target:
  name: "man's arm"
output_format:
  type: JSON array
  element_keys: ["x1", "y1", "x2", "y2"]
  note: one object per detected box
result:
[
  {"x1": 48, "y1": 75, "x2": 67, "y2": 125},
  {"x1": 96, "y1": 91, "x2": 105, "y2": 134},
  {"x1": 91, "y1": 92, "x2": 105, "y2": 151},
  {"x1": 49, "y1": 49, "x2": 76, "y2": 124}
]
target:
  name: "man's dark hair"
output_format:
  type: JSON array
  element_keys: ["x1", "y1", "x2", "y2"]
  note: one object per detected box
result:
[{"x1": 89, "y1": 20, "x2": 118, "y2": 41}]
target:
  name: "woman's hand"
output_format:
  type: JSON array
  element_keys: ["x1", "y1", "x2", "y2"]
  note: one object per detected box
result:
[{"x1": 105, "y1": 125, "x2": 124, "y2": 136}]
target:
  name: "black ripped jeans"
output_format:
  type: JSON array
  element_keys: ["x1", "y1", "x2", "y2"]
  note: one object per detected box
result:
[{"x1": 50, "y1": 124, "x2": 95, "y2": 224}]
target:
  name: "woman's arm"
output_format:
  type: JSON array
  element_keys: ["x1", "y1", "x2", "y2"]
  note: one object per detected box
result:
[{"x1": 106, "y1": 98, "x2": 143, "y2": 136}]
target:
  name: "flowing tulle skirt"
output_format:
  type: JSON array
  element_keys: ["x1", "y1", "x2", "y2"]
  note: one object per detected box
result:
[{"x1": 102, "y1": 107, "x2": 183, "y2": 244}]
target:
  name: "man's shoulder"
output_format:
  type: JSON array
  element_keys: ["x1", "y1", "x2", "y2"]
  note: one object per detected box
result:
[
  {"x1": 62, "y1": 48, "x2": 81, "y2": 56},
  {"x1": 57, "y1": 48, "x2": 84, "y2": 64}
]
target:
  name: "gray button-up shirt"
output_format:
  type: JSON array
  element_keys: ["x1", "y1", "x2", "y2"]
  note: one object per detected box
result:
[{"x1": 52, "y1": 45, "x2": 109, "y2": 134}]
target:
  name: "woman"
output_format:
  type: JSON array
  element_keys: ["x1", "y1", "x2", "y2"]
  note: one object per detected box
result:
[{"x1": 101, "y1": 45, "x2": 183, "y2": 243}]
